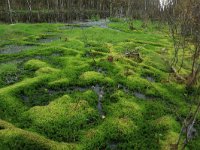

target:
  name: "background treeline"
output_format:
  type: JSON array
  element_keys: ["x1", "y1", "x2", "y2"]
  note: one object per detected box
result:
[
  {"x1": 163, "y1": 0, "x2": 200, "y2": 88},
  {"x1": 0, "y1": 0, "x2": 161, "y2": 23},
  {"x1": 161, "y1": 1, "x2": 200, "y2": 149}
]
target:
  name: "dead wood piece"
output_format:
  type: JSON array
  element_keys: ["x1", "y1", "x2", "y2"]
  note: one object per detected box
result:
[
  {"x1": 171, "y1": 66, "x2": 186, "y2": 82},
  {"x1": 125, "y1": 51, "x2": 143, "y2": 63}
]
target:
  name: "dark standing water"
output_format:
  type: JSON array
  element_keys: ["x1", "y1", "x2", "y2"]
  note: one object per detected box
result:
[
  {"x1": 37, "y1": 37, "x2": 60, "y2": 44},
  {"x1": 92, "y1": 84, "x2": 105, "y2": 118},
  {"x1": 134, "y1": 92, "x2": 147, "y2": 99},
  {"x1": 146, "y1": 76, "x2": 155, "y2": 82},
  {"x1": 118, "y1": 84, "x2": 150, "y2": 100},
  {"x1": 0, "y1": 45, "x2": 35, "y2": 54},
  {"x1": 73, "y1": 19, "x2": 109, "y2": 28},
  {"x1": 59, "y1": 19, "x2": 110, "y2": 30}
]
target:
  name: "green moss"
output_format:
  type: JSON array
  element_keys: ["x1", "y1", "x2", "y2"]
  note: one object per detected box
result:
[
  {"x1": 80, "y1": 71, "x2": 103, "y2": 81},
  {"x1": 160, "y1": 131, "x2": 180, "y2": 150},
  {"x1": 23, "y1": 95, "x2": 98, "y2": 142},
  {"x1": 71, "y1": 90, "x2": 98, "y2": 107},
  {"x1": 79, "y1": 71, "x2": 114, "y2": 86},
  {"x1": 125, "y1": 76, "x2": 151, "y2": 92},
  {"x1": 0, "y1": 76, "x2": 48, "y2": 120},
  {"x1": 24, "y1": 59, "x2": 49, "y2": 71},
  {"x1": 48, "y1": 78, "x2": 70, "y2": 88},
  {"x1": 106, "y1": 97, "x2": 142, "y2": 122},
  {"x1": 139, "y1": 64, "x2": 167, "y2": 81},
  {"x1": 63, "y1": 39, "x2": 85, "y2": 50},
  {"x1": 154, "y1": 116, "x2": 180, "y2": 132},
  {"x1": 188, "y1": 137, "x2": 200, "y2": 150},
  {"x1": 102, "y1": 117, "x2": 137, "y2": 140},
  {"x1": 81, "y1": 117, "x2": 137, "y2": 149},
  {"x1": 0, "y1": 63, "x2": 18, "y2": 75},
  {"x1": 110, "y1": 90, "x2": 125, "y2": 103},
  {"x1": 0, "y1": 120, "x2": 77, "y2": 150},
  {"x1": 81, "y1": 128, "x2": 106, "y2": 149},
  {"x1": 85, "y1": 41, "x2": 110, "y2": 53},
  {"x1": 35, "y1": 67, "x2": 60, "y2": 76}
]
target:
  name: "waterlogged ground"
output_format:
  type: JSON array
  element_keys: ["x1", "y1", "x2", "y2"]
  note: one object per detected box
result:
[{"x1": 0, "y1": 19, "x2": 199, "y2": 150}]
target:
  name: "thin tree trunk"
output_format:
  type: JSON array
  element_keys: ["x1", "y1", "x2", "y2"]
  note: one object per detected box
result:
[
  {"x1": 7, "y1": 0, "x2": 13, "y2": 23},
  {"x1": 109, "y1": 0, "x2": 113, "y2": 17},
  {"x1": 26, "y1": 0, "x2": 32, "y2": 22}
]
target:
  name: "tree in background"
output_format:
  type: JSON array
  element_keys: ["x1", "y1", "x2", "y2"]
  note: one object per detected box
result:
[
  {"x1": 164, "y1": 0, "x2": 200, "y2": 87},
  {"x1": 163, "y1": 0, "x2": 200, "y2": 149},
  {"x1": 7, "y1": 0, "x2": 13, "y2": 23},
  {"x1": 0, "y1": 0, "x2": 162, "y2": 23}
]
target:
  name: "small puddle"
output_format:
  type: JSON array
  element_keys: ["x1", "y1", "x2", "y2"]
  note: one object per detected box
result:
[
  {"x1": 21, "y1": 95, "x2": 29, "y2": 103},
  {"x1": 0, "y1": 126, "x2": 5, "y2": 130},
  {"x1": 0, "y1": 59, "x2": 24, "y2": 65},
  {"x1": 48, "y1": 86, "x2": 88, "y2": 95},
  {"x1": 0, "y1": 45, "x2": 35, "y2": 54},
  {"x1": 67, "y1": 86, "x2": 88, "y2": 92},
  {"x1": 59, "y1": 25, "x2": 89, "y2": 30},
  {"x1": 91, "y1": 66, "x2": 107, "y2": 74},
  {"x1": 0, "y1": 60, "x2": 31, "y2": 88},
  {"x1": 146, "y1": 76, "x2": 155, "y2": 82},
  {"x1": 60, "y1": 19, "x2": 109, "y2": 30},
  {"x1": 76, "y1": 19, "x2": 109, "y2": 28},
  {"x1": 118, "y1": 84, "x2": 129, "y2": 93},
  {"x1": 4, "y1": 74, "x2": 19, "y2": 85},
  {"x1": 34, "y1": 55, "x2": 47, "y2": 59},
  {"x1": 184, "y1": 124, "x2": 198, "y2": 140},
  {"x1": 38, "y1": 37, "x2": 60, "y2": 43},
  {"x1": 59, "y1": 19, "x2": 124, "y2": 33},
  {"x1": 97, "y1": 67, "x2": 107, "y2": 74},
  {"x1": 92, "y1": 84, "x2": 105, "y2": 118},
  {"x1": 118, "y1": 84, "x2": 149, "y2": 100},
  {"x1": 33, "y1": 52, "x2": 63, "y2": 60},
  {"x1": 108, "y1": 142, "x2": 118, "y2": 150},
  {"x1": 20, "y1": 86, "x2": 89, "y2": 107},
  {"x1": 134, "y1": 92, "x2": 147, "y2": 99},
  {"x1": 51, "y1": 52, "x2": 63, "y2": 57}
]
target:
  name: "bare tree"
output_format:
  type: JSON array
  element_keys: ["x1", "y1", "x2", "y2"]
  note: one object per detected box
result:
[
  {"x1": 26, "y1": 0, "x2": 32, "y2": 21},
  {"x1": 164, "y1": 0, "x2": 200, "y2": 87},
  {"x1": 163, "y1": 0, "x2": 200, "y2": 149},
  {"x1": 0, "y1": 0, "x2": 162, "y2": 23},
  {"x1": 7, "y1": 0, "x2": 13, "y2": 23}
]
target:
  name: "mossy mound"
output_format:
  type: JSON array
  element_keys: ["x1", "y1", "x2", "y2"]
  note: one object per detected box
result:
[
  {"x1": 0, "y1": 120, "x2": 77, "y2": 150},
  {"x1": 79, "y1": 71, "x2": 114, "y2": 86},
  {"x1": 22, "y1": 95, "x2": 99, "y2": 142},
  {"x1": 24, "y1": 59, "x2": 49, "y2": 71}
]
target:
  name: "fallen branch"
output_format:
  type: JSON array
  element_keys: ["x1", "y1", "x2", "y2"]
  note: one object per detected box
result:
[
  {"x1": 162, "y1": 56, "x2": 186, "y2": 83},
  {"x1": 171, "y1": 65, "x2": 186, "y2": 82}
]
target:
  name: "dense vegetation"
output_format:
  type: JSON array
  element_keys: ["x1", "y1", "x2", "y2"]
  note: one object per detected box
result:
[
  {"x1": 1, "y1": 0, "x2": 161, "y2": 23},
  {"x1": 0, "y1": 19, "x2": 199, "y2": 149}
]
